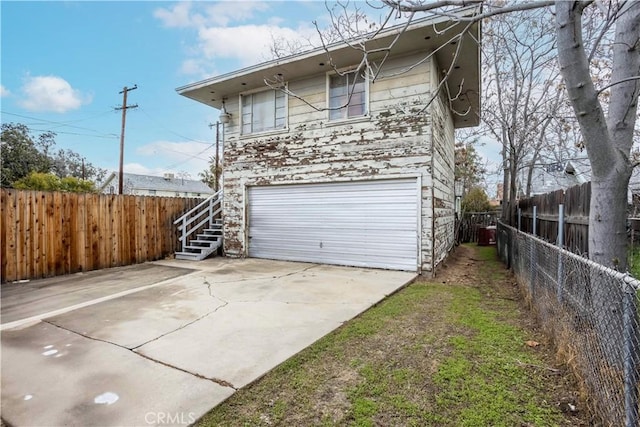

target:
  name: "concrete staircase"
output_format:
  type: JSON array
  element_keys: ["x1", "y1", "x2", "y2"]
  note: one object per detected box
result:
[{"x1": 174, "y1": 191, "x2": 223, "y2": 261}]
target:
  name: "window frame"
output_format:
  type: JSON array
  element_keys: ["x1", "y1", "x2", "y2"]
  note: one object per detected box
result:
[
  {"x1": 239, "y1": 85, "x2": 288, "y2": 136},
  {"x1": 326, "y1": 67, "x2": 369, "y2": 122}
]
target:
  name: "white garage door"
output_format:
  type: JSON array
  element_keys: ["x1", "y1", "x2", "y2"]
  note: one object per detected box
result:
[{"x1": 247, "y1": 178, "x2": 419, "y2": 271}]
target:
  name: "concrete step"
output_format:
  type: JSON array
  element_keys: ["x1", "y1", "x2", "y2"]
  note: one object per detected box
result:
[
  {"x1": 183, "y1": 245, "x2": 216, "y2": 251},
  {"x1": 175, "y1": 251, "x2": 204, "y2": 261}
]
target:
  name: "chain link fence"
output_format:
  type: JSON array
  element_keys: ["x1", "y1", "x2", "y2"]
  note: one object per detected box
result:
[{"x1": 497, "y1": 221, "x2": 640, "y2": 427}]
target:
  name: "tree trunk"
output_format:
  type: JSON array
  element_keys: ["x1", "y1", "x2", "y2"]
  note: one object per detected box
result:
[
  {"x1": 508, "y1": 149, "x2": 518, "y2": 226},
  {"x1": 556, "y1": 0, "x2": 638, "y2": 269},
  {"x1": 501, "y1": 150, "x2": 510, "y2": 222},
  {"x1": 590, "y1": 172, "x2": 632, "y2": 271},
  {"x1": 556, "y1": 0, "x2": 639, "y2": 370}
]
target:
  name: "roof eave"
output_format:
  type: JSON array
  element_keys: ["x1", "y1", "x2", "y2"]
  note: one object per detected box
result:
[{"x1": 177, "y1": 6, "x2": 481, "y2": 128}]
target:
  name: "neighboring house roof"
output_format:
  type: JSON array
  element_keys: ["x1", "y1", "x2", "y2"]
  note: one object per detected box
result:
[
  {"x1": 176, "y1": 7, "x2": 481, "y2": 129},
  {"x1": 99, "y1": 172, "x2": 214, "y2": 194},
  {"x1": 519, "y1": 159, "x2": 590, "y2": 197}
]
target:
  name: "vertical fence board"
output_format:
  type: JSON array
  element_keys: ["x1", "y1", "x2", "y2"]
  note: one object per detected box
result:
[
  {"x1": 126, "y1": 196, "x2": 136, "y2": 265},
  {"x1": 0, "y1": 190, "x2": 7, "y2": 282},
  {"x1": 25, "y1": 192, "x2": 35, "y2": 279},
  {"x1": 109, "y1": 194, "x2": 118, "y2": 268},
  {"x1": 3, "y1": 190, "x2": 17, "y2": 282},
  {"x1": 142, "y1": 197, "x2": 149, "y2": 262},
  {"x1": 16, "y1": 190, "x2": 26, "y2": 281},
  {"x1": 151, "y1": 197, "x2": 160, "y2": 260},
  {"x1": 92, "y1": 193, "x2": 101, "y2": 270},
  {"x1": 30, "y1": 192, "x2": 40, "y2": 279},
  {"x1": 43, "y1": 192, "x2": 54, "y2": 278},
  {"x1": 52, "y1": 192, "x2": 63, "y2": 276},
  {"x1": 68, "y1": 192, "x2": 78, "y2": 273},
  {"x1": 75, "y1": 193, "x2": 86, "y2": 272},
  {"x1": 62, "y1": 193, "x2": 72, "y2": 274},
  {"x1": 92, "y1": 193, "x2": 103, "y2": 271},
  {"x1": 114, "y1": 195, "x2": 123, "y2": 267}
]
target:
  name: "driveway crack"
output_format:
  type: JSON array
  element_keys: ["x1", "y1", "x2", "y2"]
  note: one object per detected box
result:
[
  {"x1": 133, "y1": 352, "x2": 237, "y2": 389},
  {"x1": 40, "y1": 320, "x2": 236, "y2": 390},
  {"x1": 204, "y1": 264, "x2": 319, "y2": 285},
  {"x1": 132, "y1": 289, "x2": 228, "y2": 349},
  {"x1": 42, "y1": 319, "x2": 131, "y2": 351}
]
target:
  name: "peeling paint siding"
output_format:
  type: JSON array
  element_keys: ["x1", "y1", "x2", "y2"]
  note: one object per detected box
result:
[
  {"x1": 429, "y1": 72, "x2": 456, "y2": 269},
  {"x1": 221, "y1": 53, "x2": 455, "y2": 272}
]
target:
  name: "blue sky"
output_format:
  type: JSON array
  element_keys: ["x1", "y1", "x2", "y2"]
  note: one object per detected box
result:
[
  {"x1": 1, "y1": 0, "x2": 502, "y2": 192},
  {"x1": 1, "y1": 1, "x2": 342, "y2": 179}
]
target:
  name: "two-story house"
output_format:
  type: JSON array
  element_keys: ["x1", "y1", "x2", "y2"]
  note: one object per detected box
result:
[{"x1": 177, "y1": 12, "x2": 480, "y2": 274}]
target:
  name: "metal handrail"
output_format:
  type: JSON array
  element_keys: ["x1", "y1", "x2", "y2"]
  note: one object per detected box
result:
[{"x1": 174, "y1": 190, "x2": 223, "y2": 250}]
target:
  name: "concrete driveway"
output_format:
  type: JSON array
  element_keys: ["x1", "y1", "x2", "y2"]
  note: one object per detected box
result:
[{"x1": 1, "y1": 258, "x2": 416, "y2": 426}]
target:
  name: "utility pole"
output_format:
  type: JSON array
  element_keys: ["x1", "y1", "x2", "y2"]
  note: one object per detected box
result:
[
  {"x1": 115, "y1": 85, "x2": 138, "y2": 194},
  {"x1": 208, "y1": 121, "x2": 220, "y2": 191}
]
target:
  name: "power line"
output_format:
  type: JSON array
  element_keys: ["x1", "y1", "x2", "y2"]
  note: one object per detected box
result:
[
  {"x1": 138, "y1": 107, "x2": 211, "y2": 145},
  {"x1": 26, "y1": 129, "x2": 118, "y2": 139},
  {"x1": 1, "y1": 110, "x2": 119, "y2": 138},
  {"x1": 163, "y1": 143, "x2": 214, "y2": 170}
]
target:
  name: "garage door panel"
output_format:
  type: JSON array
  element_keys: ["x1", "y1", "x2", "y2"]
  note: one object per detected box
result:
[{"x1": 248, "y1": 179, "x2": 419, "y2": 271}]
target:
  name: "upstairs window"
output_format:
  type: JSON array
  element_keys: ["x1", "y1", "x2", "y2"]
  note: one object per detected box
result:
[
  {"x1": 328, "y1": 70, "x2": 367, "y2": 121},
  {"x1": 241, "y1": 88, "x2": 286, "y2": 135}
]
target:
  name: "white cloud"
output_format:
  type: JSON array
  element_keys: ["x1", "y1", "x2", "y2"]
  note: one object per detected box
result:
[
  {"x1": 202, "y1": 1, "x2": 269, "y2": 27},
  {"x1": 197, "y1": 24, "x2": 318, "y2": 66},
  {"x1": 18, "y1": 75, "x2": 91, "y2": 113},
  {"x1": 135, "y1": 140, "x2": 212, "y2": 175},
  {"x1": 179, "y1": 58, "x2": 208, "y2": 76},
  {"x1": 155, "y1": 1, "x2": 269, "y2": 29},
  {"x1": 0, "y1": 85, "x2": 10, "y2": 97},
  {"x1": 155, "y1": 1, "x2": 319, "y2": 73},
  {"x1": 153, "y1": 1, "x2": 201, "y2": 28}
]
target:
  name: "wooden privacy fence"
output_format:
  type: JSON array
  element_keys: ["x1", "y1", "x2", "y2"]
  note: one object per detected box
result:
[
  {"x1": 518, "y1": 181, "x2": 590, "y2": 254},
  {"x1": 1, "y1": 189, "x2": 201, "y2": 283}
]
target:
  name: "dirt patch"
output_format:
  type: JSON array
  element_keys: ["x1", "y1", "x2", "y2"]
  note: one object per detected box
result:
[{"x1": 197, "y1": 245, "x2": 592, "y2": 426}]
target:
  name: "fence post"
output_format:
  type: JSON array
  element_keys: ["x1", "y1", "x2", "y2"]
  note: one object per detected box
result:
[
  {"x1": 529, "y1": 205, "x2": 538, "y2": 297},
  {"x1": 518, "y1": 208, "x2": 521, "y2": 231},
  {"x1": 623, "y1": 282, "x2": 639, "y2": 427},
  {"x1": 557, "y1": 204, "x2": 565, "y2": 303}
]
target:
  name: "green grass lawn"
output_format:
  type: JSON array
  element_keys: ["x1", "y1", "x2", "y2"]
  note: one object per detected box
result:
[
  {"x1": 628, "y1": 245, "x2": 640, "y2": 279},
  {"x1": 196, "y1": 245, "x2": 586, "y2": 426}
]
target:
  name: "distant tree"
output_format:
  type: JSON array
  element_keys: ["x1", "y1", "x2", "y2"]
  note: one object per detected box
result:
[
  {"x1": 12, "y1": 172, "x2": 96, "y2": 193},
  {"x1": 1, "y1": 123, "x2": 106, "y2": 188},
  {"x1": 199, "y1": 155, "x2": 222, "y2": 191},
  {"x1": 454, "y1": 141, "x2": 486, "y2": 198},
  {"x1": 1, "y1": 123, "x2": 52, "y2": 187},
  {"x1": 50, "y1": 148, "x2": 107, "y2": 183},
  {"x1": 461, "y1": 187, "x2": 491, "y2": 213}
]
